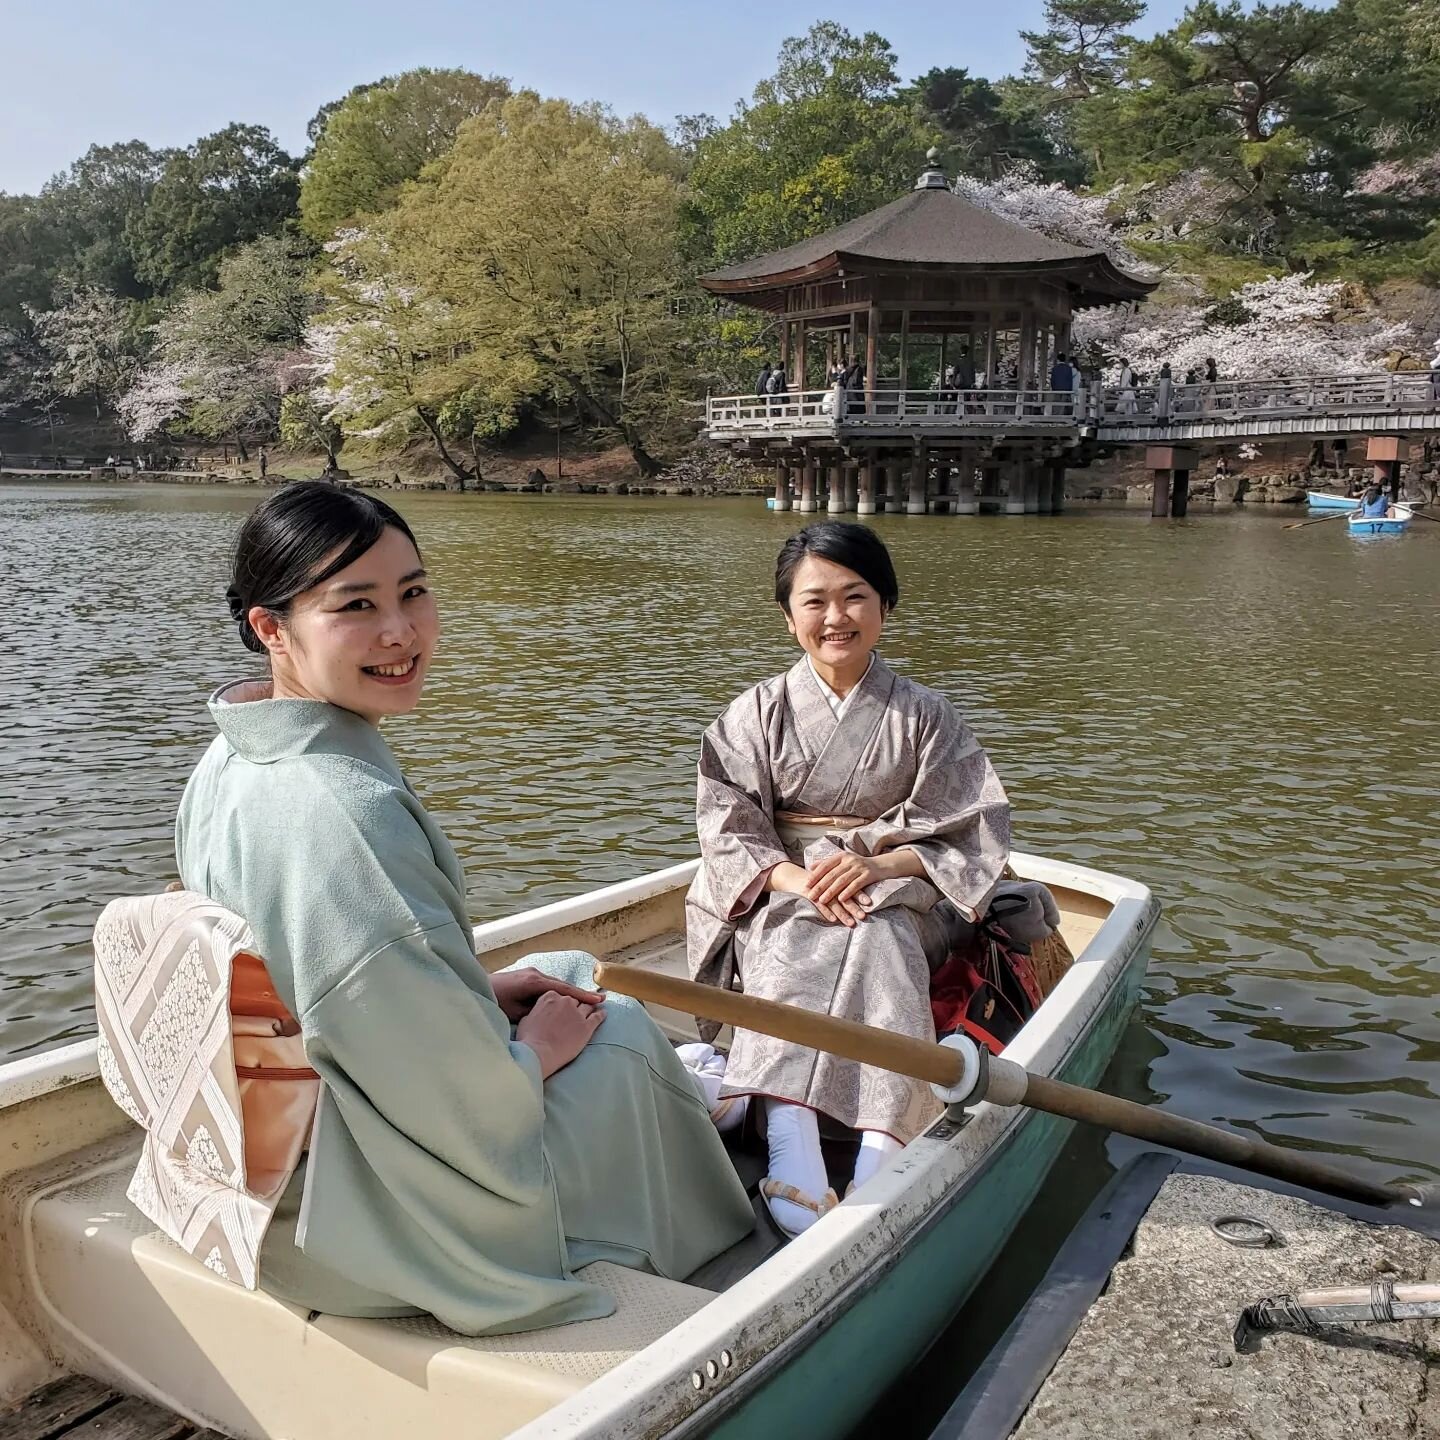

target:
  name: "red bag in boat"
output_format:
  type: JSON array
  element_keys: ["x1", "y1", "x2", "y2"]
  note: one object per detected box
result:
[{"x1": 929, "y1": 926, "x2": 1043, "y2": 1056}]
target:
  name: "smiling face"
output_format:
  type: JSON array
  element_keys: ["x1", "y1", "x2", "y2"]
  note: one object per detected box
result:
[
  {"x1": 248, "y1": 524, "x2": 439, "y2": 724},
  {"x1": 782, "y1": 553, "x2": 886, "y2": 686}
]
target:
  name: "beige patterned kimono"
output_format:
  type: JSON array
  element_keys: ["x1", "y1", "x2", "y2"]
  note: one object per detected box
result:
[{"x1": 686, "y1": 656, "x2": 1010, "y2": 1141}]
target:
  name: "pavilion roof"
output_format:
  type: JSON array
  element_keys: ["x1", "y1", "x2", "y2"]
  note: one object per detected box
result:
[{"x1": 697, "y1": 177, "x2": 1156, "y2": 311}]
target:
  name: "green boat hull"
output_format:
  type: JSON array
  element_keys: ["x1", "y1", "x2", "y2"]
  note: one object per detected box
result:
[{"x1": 705, "y1": 946, "x2": 1149, "y2": 1439}]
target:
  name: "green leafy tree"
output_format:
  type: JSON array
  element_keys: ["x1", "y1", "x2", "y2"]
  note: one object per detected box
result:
[
  {"x1": 126, "y1": 125, "x2": 299, "y2": 292},
  {"x1": 27, "y1": 286, "x2": 142, "y2": 418},
  {"x1": 279, "y1": 388, "x2": 343, "y2": 471},
  {"x1": 311, "y1": 228, "x2": 478, "y2": 484},
  {"x1": 1009, "y1": 1, "x2": 1148, "y2": 177},
  {"x1": 38, "y1": 140, "x2": 171, "y2": 297},
  {"x1": 299, "y1": 68, "x2": 511, "y2": 239},
  {"x1": 1021, "y1": 0, "x2": 1147, "y2": 98},
  {"x1": 905, "y1": 67, "x2": 1072, "y2": 181},
  {"x1": 683, "y1": 24, "x2": 933, "y2": 266},
  {"x1": 126, "y1": 233, "x2": 317, "y2": 452},
  {"x1": 1112, "y1": 1, "x2": 1440, "y2": 264},
  {"x1": 364, "y1": 93, "x2": 696, "y2": 476}
]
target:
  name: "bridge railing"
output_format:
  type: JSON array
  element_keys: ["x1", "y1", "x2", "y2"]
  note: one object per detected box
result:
[
  {"x1": 1099, "y1": 371, "x2": 1440, "y2": 426},
  {"x1": 704, "y1": 371, "x2": 1440, "y2": 436},
  {"x1": 705, "y1": 387, "x2": 1083, "y2": 431}
]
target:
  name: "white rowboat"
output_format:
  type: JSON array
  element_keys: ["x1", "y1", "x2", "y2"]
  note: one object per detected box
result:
[{"x1": 0, "y1": 852, "x2": 1157, "y2": 1440}]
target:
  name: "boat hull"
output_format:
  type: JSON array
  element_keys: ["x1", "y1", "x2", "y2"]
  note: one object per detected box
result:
[
  {"x1": 700, "y1": 936, "x2": 1148, "y2": 1439},
  {"x1": 1348, "y1": 506, "x2": 1412, "y2": 535},
  {"x1": 1307, "y1": 491, "x2": 1358, "y2": 511}
]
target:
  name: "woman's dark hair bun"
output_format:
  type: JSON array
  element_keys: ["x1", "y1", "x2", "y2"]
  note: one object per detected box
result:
[
  {"x1": 226, "y1": 481, "x2": 421, "y2": 656},
  {"x1": 225, "y1": 585, "x2": 267, "y2": 654}
]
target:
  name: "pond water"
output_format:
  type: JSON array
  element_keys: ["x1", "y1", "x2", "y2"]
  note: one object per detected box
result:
[{"x1": 3, "y1": 482, "x2": 1437, "y2": 1414}]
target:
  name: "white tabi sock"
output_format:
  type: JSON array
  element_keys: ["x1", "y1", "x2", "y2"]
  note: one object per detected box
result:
[
  {"x1": 851, "y1": 1129, "x2": 902, "y2": 1191},
  {"x1": 764, "y1": 1100, "x2": 831, "y2": 1237},
  {"x1": 674, "y1": 1043, "x2": 748, "y2": 1132}
]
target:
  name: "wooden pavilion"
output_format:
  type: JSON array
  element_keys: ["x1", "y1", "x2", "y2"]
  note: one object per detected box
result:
[{"x1": 697, "y1": 151, "x2": 1155, "y2": 515}]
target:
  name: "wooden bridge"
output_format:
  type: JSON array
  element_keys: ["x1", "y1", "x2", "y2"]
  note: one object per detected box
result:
[
  {"x1": 705, "y1": 370, "x2": 1439, "y2": 517},
  {"x1": 705, "y1": 370, "x2": 1440, "y2": 445}
]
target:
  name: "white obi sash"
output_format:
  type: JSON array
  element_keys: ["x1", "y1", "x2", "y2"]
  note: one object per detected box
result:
[{"x1": 92, "y1": 891, "x2": 320, "y2": 1290}]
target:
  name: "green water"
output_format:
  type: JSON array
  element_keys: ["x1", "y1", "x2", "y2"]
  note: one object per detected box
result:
[{"x1": 3, "y1": 484, "x2": 1437, "y2": 1203}]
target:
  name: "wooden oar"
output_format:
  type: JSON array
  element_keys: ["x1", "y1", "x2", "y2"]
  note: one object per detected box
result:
[
  {"x1": 594, "y1": 963, "x2": 1420, "y2": 1211},
  {"x1": 1284, "y1": 509, "x2": 1354, "y2": 530}
]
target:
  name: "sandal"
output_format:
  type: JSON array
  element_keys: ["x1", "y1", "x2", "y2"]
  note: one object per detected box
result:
[{"x1": 760, "y1": 1179, "x2": 839, "y2": 1239}]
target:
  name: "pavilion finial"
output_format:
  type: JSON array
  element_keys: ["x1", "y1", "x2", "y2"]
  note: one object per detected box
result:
[{"x1": 914, "y1": 147, "x2": 950, "y2": 191}]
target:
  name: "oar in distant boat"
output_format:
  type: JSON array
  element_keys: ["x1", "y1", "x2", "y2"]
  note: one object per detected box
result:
[
  {"x1": 594, "y1": 963, "x2": 1424, "y2": 1212},
  {"x1": 1285, "y1": 509, "x2": 1355, "y2": 530}
]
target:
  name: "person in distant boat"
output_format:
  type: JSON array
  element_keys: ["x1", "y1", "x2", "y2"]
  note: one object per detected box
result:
[
  {"x1": 686, "y1": 523, "x2": 1010, "y2": 1238},
  {"x1": 174, "y1": 482, "x2": 753, "y2": 1334},
  {"x1": 1358, "y1": 482, "x2": 1393, "y2": 518}
]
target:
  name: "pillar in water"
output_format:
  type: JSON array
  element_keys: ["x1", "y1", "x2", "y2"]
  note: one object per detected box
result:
[
  {"x1": 906, "y1": 446, "x2": 929, "y2": 515},
  {"x1": 857, "y1": 462, "x2": 877, "y2": 516},
  {"x1": 774, "y1": 463, "x2": 792, "y2": 512}
]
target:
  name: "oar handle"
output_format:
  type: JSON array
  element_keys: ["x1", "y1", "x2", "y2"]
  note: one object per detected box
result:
[
  {"x1": 595, "y1": 962, "x2": 1419, "y2": 1211},
  {"x1": 594, "y1": 961, "x2": 964, "y2": 1087}
]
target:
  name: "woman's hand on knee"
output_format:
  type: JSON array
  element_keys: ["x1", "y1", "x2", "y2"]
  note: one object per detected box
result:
[
  {"x1": 803, "y1": 852, "x2": 894, "y2": 927},
  {"x1": 517, "y1": 992, "x2": 608, "y2": 1079},
  {"x1": 493, "y1": 966, "x2": 603, "y2": 1023}
]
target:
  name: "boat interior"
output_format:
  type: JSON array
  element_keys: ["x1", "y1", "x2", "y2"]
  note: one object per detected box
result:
[{"x1": 0, "y1": 867, "x2": 1116, "y2": 1439}]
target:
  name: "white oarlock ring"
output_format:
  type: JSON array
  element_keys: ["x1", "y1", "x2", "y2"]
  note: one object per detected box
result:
[{"x1": 931, "y1": 1032, "x2": 984, "y2": 1106}]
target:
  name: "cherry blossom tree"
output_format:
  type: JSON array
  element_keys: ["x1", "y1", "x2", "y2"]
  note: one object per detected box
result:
[
  {"x1": 952, "y1": 164, "x2": 1152, "y2": 272},
  {"x1": 1073, "y1": 272, "x2": 1413, "y2": 381}
]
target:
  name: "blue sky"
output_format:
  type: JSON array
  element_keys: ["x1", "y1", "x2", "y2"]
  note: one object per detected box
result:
[{"x1": 5, "y1": 0, "x2": 1198, "y2": 196}]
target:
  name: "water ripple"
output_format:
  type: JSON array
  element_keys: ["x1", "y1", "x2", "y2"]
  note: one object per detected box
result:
[{"x1": 2, "y1": 485, "x2": 1437, "y2": 1187}]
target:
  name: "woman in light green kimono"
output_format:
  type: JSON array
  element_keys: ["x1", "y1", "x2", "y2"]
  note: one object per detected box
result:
[{"x1": 176, "y1": 481, "x2": 753, "y2": 1335}]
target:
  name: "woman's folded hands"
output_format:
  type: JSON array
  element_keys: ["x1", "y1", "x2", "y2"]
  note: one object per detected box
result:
[{"x1": 767, "y1": 848, "x2": 927, "y2": 928}]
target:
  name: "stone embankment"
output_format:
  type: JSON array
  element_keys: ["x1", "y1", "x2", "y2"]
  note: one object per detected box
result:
[{"x1": 1073, "y1": 462, "x2": 1440, "y2": 506}]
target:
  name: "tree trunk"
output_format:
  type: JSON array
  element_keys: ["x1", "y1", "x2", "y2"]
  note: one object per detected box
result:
[
  {"x1": 568, "y1": 383, "x2": 663, "y2": 477},
  {"x1": 416, "y1": 405, "x2": 471, "y2": 490},
  {"x1": 235, "y1": 434, "x2": 250, "y2": 463}
]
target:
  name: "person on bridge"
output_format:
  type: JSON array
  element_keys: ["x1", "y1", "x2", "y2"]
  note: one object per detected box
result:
[
  {"x1": 1116, "y1": 359, "x2": 1138, "y2": 415},
  {"x1": 1050, "y1": 354, "x2": 1074, "y2": 415},
  {"x1": 756, "y1": 361, "x2": 774, "y2": 397},
  {"x1": 685, "y1": 523, "x2": 1010, "y2": 1238}
]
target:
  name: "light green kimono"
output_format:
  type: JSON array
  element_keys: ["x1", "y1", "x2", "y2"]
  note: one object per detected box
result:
[{"x1": 176, "y1": 682, "x2": 753, "y2": 1335}]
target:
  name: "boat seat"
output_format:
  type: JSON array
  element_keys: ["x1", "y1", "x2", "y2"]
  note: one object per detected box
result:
[{"x1": 19, "y1": 1137, "x2": 715, "y2": 1440}]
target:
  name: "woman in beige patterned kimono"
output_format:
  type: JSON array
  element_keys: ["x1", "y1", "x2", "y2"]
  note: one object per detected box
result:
[{"x1": 686, "y1": 523, "x2": 1010, "y2": 1236}]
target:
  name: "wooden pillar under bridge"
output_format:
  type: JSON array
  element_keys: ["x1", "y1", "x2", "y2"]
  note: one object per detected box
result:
[
  {"x1": 1048, "y1": 460, "x2": 1067, "y2": 514},
  {"x1": 1024, "y1": 467, "x2": 1042, "y2": 514},
  {"x1": 797, "y1": 459, "x2": 817, "y2": 514},
  {"x1": 858, "y1": 461, "x2": 877, "y2": 516},
  {"x1": 907, "y1": 441, "x2": 928, "y2": 515},
  {"x1": 928, "y1": 461, "x2": 951, "y2": 514},
  {"x1": 1147, "y1": 446, "x2": 1198, "y2": 519},
  {"x1": 827, "y1": 461, "x2": 846, "y2": 513},
  {"x1": 883, "y1": 462, "x2": 900, "y2": 512},
  {"x1": 843, "y1": 462, "x2": 860, "y2": 513},
  {"x1": 1033, "y1": 462, "x2": 1053, "y2": 514},
  {"x1": 1367, "y1": 436, "x2": 1403, "y2": 499},
  {"x1": 979, "y1": 462, "x2": 1001, "y2": 514},
  {"x1": 1004, "y1": 462, "x2": 1027, "y2": 515},
  {"x1": 952, "y1": 453, "x2": 978, "y2": 515},
  {"x1": 773, "y1": 463, "x2": 792, "y2": 512},
  {"x1": 1171, "y1": 468, "x2": 1191, "y2": 518}
]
